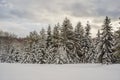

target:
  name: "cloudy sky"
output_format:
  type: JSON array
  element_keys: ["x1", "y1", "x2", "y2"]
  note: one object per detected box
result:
[{"x1": 0, "y1": 0, "x2": 120, "y2": 37}]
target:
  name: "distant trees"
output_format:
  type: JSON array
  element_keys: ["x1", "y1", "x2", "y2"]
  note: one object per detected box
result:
[{"x1": 0, "y1": 17, "x2": 120, "y2": 64}]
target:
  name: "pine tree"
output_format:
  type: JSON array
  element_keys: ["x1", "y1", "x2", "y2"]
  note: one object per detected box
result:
[
  {"x1": 27, "y1": 30, "x2": 39, "y2": 48},
  {"x1": 98, "y1": 16, "x2": 114, "y2": 64},
  {"x1": 22, "y1": 51, "x2": 32, "y2": 63},
  {"x1": 46, "y1": 25, "x2": 52, "y2": 48},
  {"x1": 74, "y1": 22, "x2": 84, "y2": 39},
  {"x1": 114, "y1": 27, "x2": 120, "y2": 63},
  {"x1": 23, "y1": 41, "x2": 46, "y2": 64},
  {"x1": 39, "y1": 28, "x2": 46, "y2": 48},
  {"x1": 7, "y1": 46, "x2": 22, "y2": 63},
  {"x1": 74, "y1": 22, "x2": 85, "y2": 62},
  {"x1": 94, "y1": 30, "x2": 101, "y2": 63},
  {"x1": 52, "y1": 24, "x2": 60, "y2": 48},
  {"x1": 61, "y1": 18, "x2": 74, "y2": 45},
  {"x1": 61, "y1": 18, "x2": 80, "y2": 63},
  {"x1": 96, "y1": 30, "x2": 101, "y2": 45},
  {"x1": 82, "y1": 21, "x2": 96, "y2": 63}
]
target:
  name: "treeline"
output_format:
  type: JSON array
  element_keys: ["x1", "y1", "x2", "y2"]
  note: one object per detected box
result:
[{"x1": 0, "y1": 16, "x2": 120, "y2": 64}]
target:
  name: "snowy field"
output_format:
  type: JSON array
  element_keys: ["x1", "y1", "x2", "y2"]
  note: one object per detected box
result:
[{"x1": 0, "y1": 63, "x2": 120, "y2": 80}]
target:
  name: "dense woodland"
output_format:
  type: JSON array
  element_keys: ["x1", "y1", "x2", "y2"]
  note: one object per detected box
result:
[{"x1": 0, "y1": 16, "x2": 120, "y2": 64}]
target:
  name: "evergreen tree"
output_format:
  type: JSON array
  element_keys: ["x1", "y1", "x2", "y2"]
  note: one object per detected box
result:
[
  {"x1": 27, "y1": 30, "x2": 39, "y2": 48},
  {"x1": 96, "y1": 30, "x2": 101, "y2": 45},
  {"x1": 39, "y1": 28, "x2": 46, "y2": 48},
  {"x1": 7, "y1": 46, "x2": 22, "y2": 63},
  {"x1": 74, "y1": 22, "x2": 84, "y2": 39},
  {"x1": 74, "y1": 22, "x2": 85, "y2": 62},
  {"x1": 22, "y1": 50, "x2": 32, "y2": 63},
  {"x1": 23, "y1": 42, "x2": 46, "y2": 64},
  {"x1": 114, "y1": 27, "x2": 120, "y2": 63},
  {"x1": 94, "y1": 30, "x2": 101, "y2": 63},
  {"x1": 98, "y1": 16, "x2": 114, "y2": 64},
  {"x1": 46, "y1": 25, "x2": 52, "y2": 48},
  {"x1": 52, "y1": 24, "x2": 60, "y2": 47},
  {"x1": 82, "y1": 22, "x2": 96, "y2": 63},
  {"x1": 61, "y1": 18, "x2": 79, "y2": 63},
  {"x1": 61, "y1": 18, "x2": 74, "y2": 45}
]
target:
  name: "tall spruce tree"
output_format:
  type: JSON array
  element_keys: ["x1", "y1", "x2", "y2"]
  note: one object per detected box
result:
[
  {"x1": 114, "y1": 27, "x2": 120, "y2": 63},
  {"x1": 61, "y1": 18, "x2": 78, "y2": 63},
  {"x1": 74, "y1": 22, "x2": 84, "y2": 39},
  {"x1": 39, "y1": 28, "x2": 46, "y2": 48},
  {"x1": 53, "y1": 24, "x2": 60, "y2": 47},
  {"x1": 94, "y1": 30, "x2": 101, "y2": 63},
  {"x1": 74, "y1": 22, "x2": 84, "y2": 62},
  {"x1": 96, "y1": 30, "x2": 101, "y2": 45},
  {"x1": 98, "y1": 16, "x2": 114, "y2": 64},
  {"x1": 45, "y1": 24, "x2": 61, "y2": 64},
  {"x1": 46, "y1": 25, "x2": 52, "y2": 48},
  {"x1": 82, "y1": 21, "x2": 96, "y2": 63},
  {"x1": 61, "y1": 18, "x2": 74, "y2": 45}
]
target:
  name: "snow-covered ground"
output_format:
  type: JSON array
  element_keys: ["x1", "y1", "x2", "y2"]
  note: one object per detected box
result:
[{"x1": 0, "y1": 63, "x2": 120, "y2": 80}]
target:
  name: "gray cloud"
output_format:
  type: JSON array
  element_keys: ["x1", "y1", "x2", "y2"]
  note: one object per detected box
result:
[
  {"x1": 0, "y1": 0, "x2": 119, "y2": 37},
  {"x1": 1, "y1": 0, "x2": 120, "y2": 20},
  {"x1": 61, "y1": 0, "x2": 120, "y2": 18},
  {"x1": 94, "y1": 0, "x2": 120, "y2": 18}
]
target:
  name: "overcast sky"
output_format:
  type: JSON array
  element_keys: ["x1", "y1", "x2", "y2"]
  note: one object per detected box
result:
[{"x1": 0, "y1": 0, "x2": 120, "y2": 37}]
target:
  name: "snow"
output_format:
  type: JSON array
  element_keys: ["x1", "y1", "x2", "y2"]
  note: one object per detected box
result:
[{"x1": 0, "y1": 63, "x2": 120, "y2": 80}]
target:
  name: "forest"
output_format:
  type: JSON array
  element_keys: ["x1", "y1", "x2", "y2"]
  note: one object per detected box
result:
[{"x1": 0, "y1": 16, "x2": 120, "y2": 64}]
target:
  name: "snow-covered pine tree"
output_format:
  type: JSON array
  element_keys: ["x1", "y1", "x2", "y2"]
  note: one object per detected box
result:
[
  {"x1": 49, "y1": 23, "x2": 67, "y2": 64},
  {"x1": 113, "y1": 18, "x2": 120, "y2": 63},
  {"x1": 30, "y1": 42, "x2": 45, "y2": 64},
  {"x1": 52, "y1": 24, "x2": 60, "y2": 48},
  {"x1": 41, "y1": 25, "x2": 53, "y2": 64},
  {"x1": 45, "y1": 24, "x2": 63, "y2": 64},
  {"x1": 7, "y1": 46, "x2": 22, "y2": 63},
  {"x1": 22, "y1": 51, "x2": 32, "y2": 63},
  {"x1": 25, "y1": 40, "x2": 43, "y2": 63},
  {"x1": 23, "y1": 30, "x2": 46, "y2": 64},
  {"x1": 74, "y1": 22, "x2": 84, "y2": 39},
  {"x1": 95, "y1": 30, "x2": 101, "y2": 45},
  {"x1": 0, "y1": 37, "x2": 7, "y2": 62},
  {"x1": 74, "y1": 22, "x2": 85, "y2": 63},
  {"x1": 38, "y1": 28, "x2": 49, "y2": 63},
  {"x1": 82, "y1": 22, "x2": 91, "y2": 63},
  {"x1": 82, "y1": 21, "x2": 96, "y2": 63},
  {"x1": 27, "y1": 30, "x2": 39, "y2": 49},
  {"x1": 61, "y1": 18, "x2": 79, "y2": 63},
  {"x1": 13, "y1": 49, "x2": 22, "y2": 63},
  {"x1": 97, "y1": 16, "x2": 114, "y2": 64},
  {"x1": 61, "y1": 18, "x2": 73, "y2": 45},
  {"x1": 51, "y1": 24, "x2": 60, "y2": 63},
  {"x1": 46, "y1": 25, "x2": 52, "y2": 48},
  {"x1": 22, "y1": 38, "x2": 33, "y2": 63},
  {"x1": 94, "y1": 30, "x2": 101, "y2": 63},
  {"x1": 39, "y1": 28, "x2": 46, "y2": 48},
  {"x1": 113, "y1": 27, "x2": 120, "y2": 63}
]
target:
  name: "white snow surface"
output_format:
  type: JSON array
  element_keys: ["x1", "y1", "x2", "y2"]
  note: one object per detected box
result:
[{"x1": 0, "y1": 63, "x2": 120, "y2": 80}]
